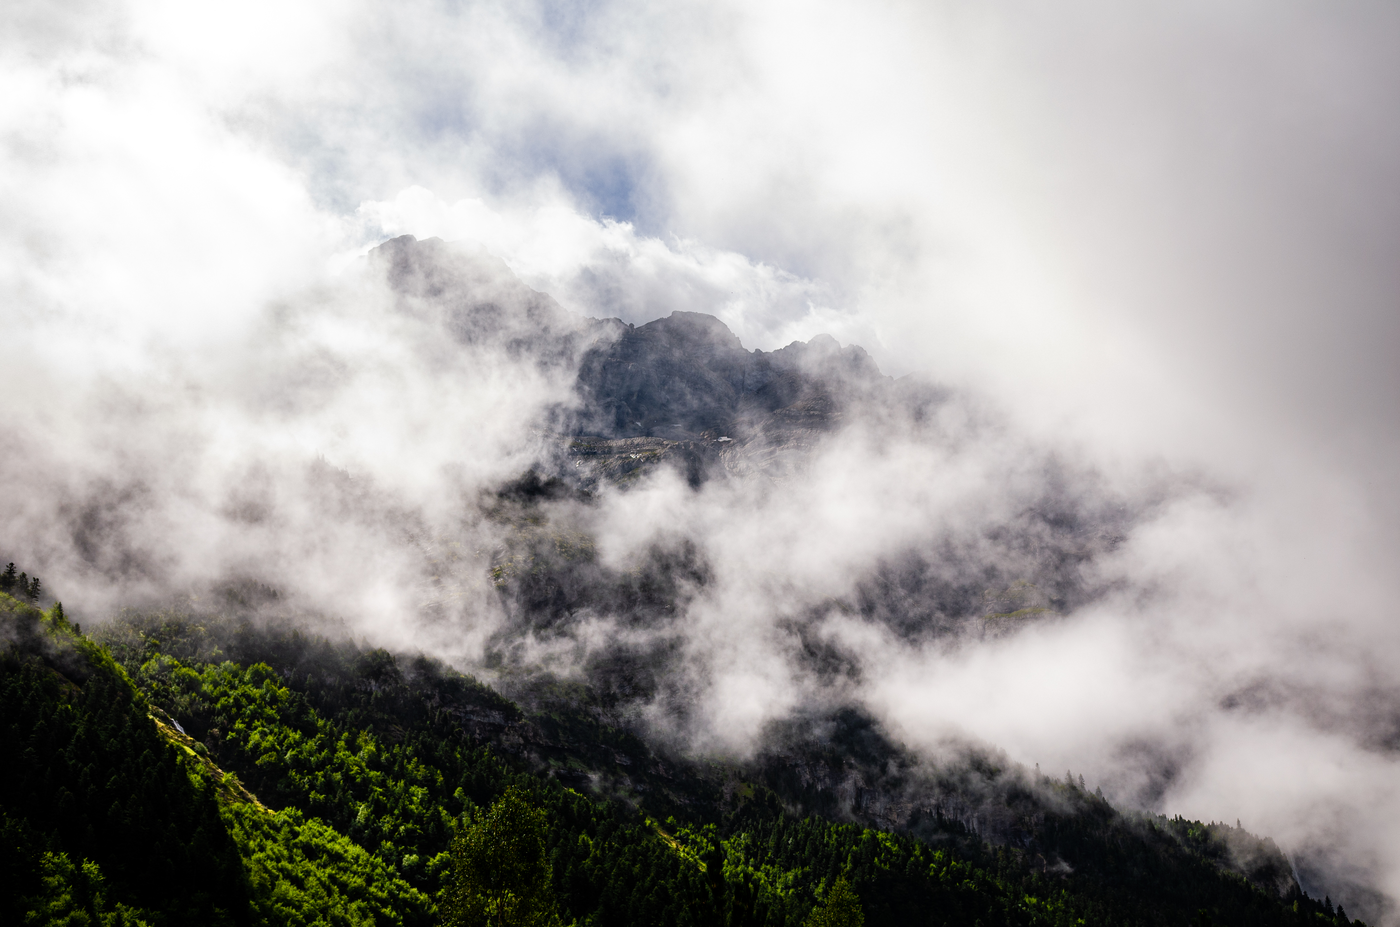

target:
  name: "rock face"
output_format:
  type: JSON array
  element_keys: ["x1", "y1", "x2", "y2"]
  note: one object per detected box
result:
[
  {"x1": 564, "y1": 311, "x2": 893, "y2": 486},
  {"x1": 571, "y1": 310, "x2": 888, "y2": 440}
]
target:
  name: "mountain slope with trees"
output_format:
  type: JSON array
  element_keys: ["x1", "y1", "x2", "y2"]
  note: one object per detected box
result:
[{"x1": 0, "y1": 579, "x2": 1366, "y2": 926}]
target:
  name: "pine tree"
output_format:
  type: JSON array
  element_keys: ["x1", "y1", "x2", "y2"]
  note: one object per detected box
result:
[
  {"x1": 28, "y1": 576, "x2": 41, "y2": 602},
  {"x1": 0, "y1": 563, "x2": 15, "y2": 593},
  {"x1": 805, "y1": 877, "x2": 864, "y2": 927}
]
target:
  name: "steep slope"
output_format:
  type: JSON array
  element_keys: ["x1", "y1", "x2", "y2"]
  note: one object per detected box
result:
[
  {"x1": 571, "y1": 309, "x2": 886, "y2": 439},
  {"x1": 90, "y1": 607, "x2": 1357, "y2": 927},
  {"x1": 0, "y1": 578, "x2": 1367, "y2": 926},
  {"x1": 0, "y1": 593, "x2": 249, "y2": 926}
]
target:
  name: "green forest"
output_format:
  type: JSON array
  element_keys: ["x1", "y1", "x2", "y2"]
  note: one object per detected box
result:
[{"x1": 0, "y1": 579, "x2": 1366, "y2": 927}]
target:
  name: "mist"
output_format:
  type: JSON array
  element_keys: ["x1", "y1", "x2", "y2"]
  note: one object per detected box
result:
[{"x1": 3, "y1": 0, "x2": 1398, "y2": 920}]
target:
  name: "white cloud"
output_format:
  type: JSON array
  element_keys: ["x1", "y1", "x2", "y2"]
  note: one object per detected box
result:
[{"x1": 356, "y1": 185, "x2": 862, "y2": 354}]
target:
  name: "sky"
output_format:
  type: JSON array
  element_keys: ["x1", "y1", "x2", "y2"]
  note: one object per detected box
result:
[{"x1": 2, "y1": 0, "x2": 1399, "y2": 918}]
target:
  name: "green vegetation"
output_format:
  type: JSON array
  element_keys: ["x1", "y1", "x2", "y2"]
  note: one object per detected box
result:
[
  {"x1": 441, "y1": 786, "x2": 562, "y2": 927},
  {"x1": 19, "y1": 849, "x2": 154, "y2": 927},
  {"x1": 804, "y1": 878, "x2": 863, "y2": 927},
  {"x1": 0, "y1": 575, "x2": 1374, "y2": 927},
  {"x1": 1, "y1": 561, "x2": 43, "y2": 601},
  {"x1": 0, "y1": 593, "x2": 247, "y2": 926},
  {"x1": 230, "y1": 803, "x2": 429, "y2": 927}
]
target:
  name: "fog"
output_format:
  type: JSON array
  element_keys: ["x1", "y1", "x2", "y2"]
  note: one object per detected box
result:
[{"x1": 3, "y1": 0, "x2": 1398, "y2": 920}]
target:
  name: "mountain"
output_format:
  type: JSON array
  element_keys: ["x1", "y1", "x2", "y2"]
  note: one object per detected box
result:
[
  {"x1": 369, "y1": 234, "x2": 889, "y2": 444},
  {"x1": 375, "y1": 235, "x2": 1126, "y2": 642},
  {"x1": 0, "y1": 237, "x2": 1374, "y2": 925}
]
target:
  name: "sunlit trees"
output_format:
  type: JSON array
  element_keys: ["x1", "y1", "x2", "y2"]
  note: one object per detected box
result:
[
  {"x1": 804, "y1": 877, "x2": 864, "y2": 927},
  {"x1": 441, "y1": 786, "x2": 562, "y2": 927}
]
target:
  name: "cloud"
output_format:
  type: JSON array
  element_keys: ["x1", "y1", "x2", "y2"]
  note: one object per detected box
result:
[
  {"x1": 357, "y1": 186, "x2": 871, "y2": 356},
  {"x1": 553, "y1": 416, "x2": 1400, "y2": 914}
]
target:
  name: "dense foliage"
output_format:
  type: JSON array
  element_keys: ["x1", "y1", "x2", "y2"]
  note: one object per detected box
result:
[
  {"x1": 441, "y1": 786, "x2": 562, "y2": 927},
  {"x1": 0, "y1": 583, "x2": 1372, "y2": 926},
  {"x1": 0, "y1": 594, "x2": 247, "y2": 926}
]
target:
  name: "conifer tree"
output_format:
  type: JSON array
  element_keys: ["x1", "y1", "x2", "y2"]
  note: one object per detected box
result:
[
  {"x1": 441, "y1": 786, "x2": 562, "y2": 927},
  {"x1": 0, "y1": 563, "x2": 15, "y2": 593},
  {"x1": 804, "y1": 877, "x2": 863, "y2": 927}
]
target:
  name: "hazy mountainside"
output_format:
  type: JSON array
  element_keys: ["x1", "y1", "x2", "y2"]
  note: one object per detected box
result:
[
  {"x1": 0, "y1": 591, "x2": 1363, "y2": 926},
  {"x1": 0, "y1": 238, "x2": 1378, "y2": 924},
  {"x1": 572, "y1": 307, "x2": 886, "y2": 441},
  {"x1": 378, "y1": 234, "x2": 1131, "y2": 640},
  {"x1": 371, "y1": 233, "x2": 900, "y2": 488},
  {"x1": 370, "y1": 233, "x2": 888, "y2": 446},
  {"x1": 371, "y1": 233, "x2": 1141, "y2": 777}
]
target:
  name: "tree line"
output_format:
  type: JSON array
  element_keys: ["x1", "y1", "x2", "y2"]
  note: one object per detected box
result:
[
  {"x1": 1, "y1": 562, "x2": 42, "y2": 601},
  {"x1": 1, "y1": 585, "x2": 1373, "y2": 927}
]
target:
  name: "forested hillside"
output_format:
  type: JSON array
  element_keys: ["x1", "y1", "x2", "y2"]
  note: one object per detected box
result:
[{"x1": 0, "y1": 580, "x2": 1365, "y2": 927}]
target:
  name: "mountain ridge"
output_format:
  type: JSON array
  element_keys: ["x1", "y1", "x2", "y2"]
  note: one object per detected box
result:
[{"x1": 370, "y1": 234, "x2": 909, "y2": 489}]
